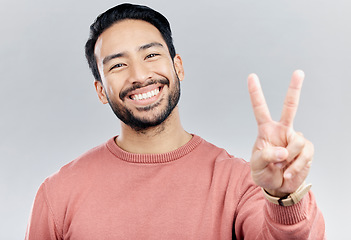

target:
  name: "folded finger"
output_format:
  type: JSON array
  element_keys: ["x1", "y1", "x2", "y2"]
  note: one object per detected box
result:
[
  {"x1": 284, "y1": 140, "x2": 314, "y2": 179},
  {"x1": 286, "y1": 131, "x2": 306, "y2": 163}
]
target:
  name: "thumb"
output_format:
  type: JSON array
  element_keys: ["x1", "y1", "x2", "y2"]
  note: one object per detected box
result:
[{"x1": 251, "y1": 146, "x2": 289, "y2": 171}]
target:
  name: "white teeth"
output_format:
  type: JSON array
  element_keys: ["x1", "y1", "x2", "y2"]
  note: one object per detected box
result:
[{"x1": 132, "y1": 88, "x2": 159, "y2": 101}]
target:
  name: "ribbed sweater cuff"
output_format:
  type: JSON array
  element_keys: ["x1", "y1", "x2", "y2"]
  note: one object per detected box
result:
[{"x1": 265, "y1": 195, "x2": 307, "y2": 225}]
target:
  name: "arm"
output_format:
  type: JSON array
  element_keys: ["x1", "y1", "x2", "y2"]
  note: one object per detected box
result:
[
  {"x1": 25, "y1": 182, "x2": 60, "y2": 240},
  {"x1": 234, "y1": 164, "x2": 325, "y2": 239},
  {"x1": 242, "y1": 70, "x2": 325, "y2": 238}
]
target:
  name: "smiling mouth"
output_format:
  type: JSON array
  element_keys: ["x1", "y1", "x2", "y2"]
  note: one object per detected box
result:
[{"x1": 129, "y1": 87, "x2": 161, "y2": 101}]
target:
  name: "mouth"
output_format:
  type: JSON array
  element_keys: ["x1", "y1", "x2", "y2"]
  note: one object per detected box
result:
[
  {"x1": 125, "y1": 83, "x2": 164, "y2": 107},
  {"x1": 129, "y1": 87, "x2": 161, "y2": 101},
  {"x1": 121, "y1": 78, "x2": 169, "y2": 106}
]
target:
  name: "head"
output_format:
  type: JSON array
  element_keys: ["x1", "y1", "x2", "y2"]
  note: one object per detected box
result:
[
  {"x1": 85, "y1": 4, "x2": 184, "y2": 132},
  {"x1": 85, "y1": 3, "x2": 176, "y2": 83}
]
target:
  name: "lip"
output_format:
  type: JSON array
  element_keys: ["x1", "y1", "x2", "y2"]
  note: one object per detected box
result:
[
  {"x1": 126, "y1": 84, "x2": 164, "y2": 106},
  {"x1": 127, "y1": 84, "x2": 162, "y2": 97}
]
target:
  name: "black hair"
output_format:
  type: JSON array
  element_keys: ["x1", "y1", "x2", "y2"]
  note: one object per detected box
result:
[{"x1": 85, "y1": 3, "x2": 176, "y2": 82}]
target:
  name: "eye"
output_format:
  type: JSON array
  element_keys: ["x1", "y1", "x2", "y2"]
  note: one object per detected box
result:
[
  {"x1": 109, "y1": 63, "x2": 125, "y2": 71},
  {"x1": 145, "y1": 53, "x2": 160, "y2": 59}
]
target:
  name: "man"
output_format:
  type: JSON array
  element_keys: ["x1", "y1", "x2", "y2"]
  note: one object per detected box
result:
[{"x1": 26, "y1": 3, "x2": 325, "y2": 239}]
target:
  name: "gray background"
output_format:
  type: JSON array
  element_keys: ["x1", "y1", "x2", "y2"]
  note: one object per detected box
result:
[{"x1": 1, "y1": 0, "x2": 350, "y2": 239}]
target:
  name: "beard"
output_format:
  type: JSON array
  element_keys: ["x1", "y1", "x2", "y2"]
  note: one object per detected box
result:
[{"x1": 106, "y1": 74, "x2": 181, "y2": 132}]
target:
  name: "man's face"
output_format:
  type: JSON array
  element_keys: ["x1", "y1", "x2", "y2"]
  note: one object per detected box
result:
[{"x1": 94, "y1": 20, "x2": 184, "y2": 131}]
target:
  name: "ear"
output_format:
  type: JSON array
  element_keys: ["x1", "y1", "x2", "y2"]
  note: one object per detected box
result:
[
  {"x1": 94, "y1": 80, "x2": 108, "y2": 104},
  {"x1": 173, "y1": 54, "x2": 184, "y2": 81}
]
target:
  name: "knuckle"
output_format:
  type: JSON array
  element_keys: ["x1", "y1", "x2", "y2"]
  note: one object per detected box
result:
[
  {"x1": 296, "y1": 155, "x2": 313, "y2": 172},
  {"x1": 308, "y1": 140, "x2": 315, "y2": 153},
  {"x1": 295, "y1": 134, "x2": 306, "y2": 149},
  {"x1": 303, "y1": 140, "x2": 314, "y2": 159},
  {"x1": 296, "y1": 131, "x2": 304, "y2": 137},
  {"x1": 288, "y1": 160, "x2": 304, "y2": 174}
]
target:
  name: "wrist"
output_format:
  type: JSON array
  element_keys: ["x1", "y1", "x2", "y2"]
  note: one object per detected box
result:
[
  {"x1": 264, "y1": 189, "x2": 289, "y2": 198},
  {"x1": 262, "y1": 182, "x2": 312, "y2": 207}
]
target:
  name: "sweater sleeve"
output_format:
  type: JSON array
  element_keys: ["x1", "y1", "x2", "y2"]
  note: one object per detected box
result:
[
  {"x1": 25, "y1": 182, "x2": 61, "y2": 240},
  {"x1": 234, "y1": 164, "x2": 325, "y2": 239}
]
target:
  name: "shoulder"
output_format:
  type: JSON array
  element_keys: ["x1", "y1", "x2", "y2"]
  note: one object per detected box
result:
[
  {"x1": 196, "y1": 136, "x2": 249, "y2": 166},
  {"x1": 43, "y1": 137, "x2": 115, "y2": 190},
  {"x1": 39, "y1": 137, "x2": 116, "y2": 209}
]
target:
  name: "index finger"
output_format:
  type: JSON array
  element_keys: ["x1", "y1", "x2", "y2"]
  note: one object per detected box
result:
[
  {"x1": 248, "y1": 73, "x2": 272, "y2": 125},
  {"x1": 280, "y1": 70, "x2": 305, "y2": 127}
]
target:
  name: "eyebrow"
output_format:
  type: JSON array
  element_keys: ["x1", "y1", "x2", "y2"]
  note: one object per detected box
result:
[
  {"x1": 102, "y1": 42, "x2": 164, "y2": 66},
  {"x1": 103, "y1": 52, "x2": 125, "y2": 65},
  {"x1": 138, "y1": 42, "x2": 164, "y2": 51}
]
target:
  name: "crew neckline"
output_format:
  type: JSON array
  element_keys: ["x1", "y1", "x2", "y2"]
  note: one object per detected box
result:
[{"x1": 106, "y1": 134, "x2": 203, "y2": 164}]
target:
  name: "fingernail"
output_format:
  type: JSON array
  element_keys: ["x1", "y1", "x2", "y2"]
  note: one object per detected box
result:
[
  {"x1": 284, "y1": 172, "x2": 292, "y2": 179},
  {"x1": 276, "y1": 149, "x2": 286, "y2": 160},
  {"x1": 275, "y1": 163, "x2": 284, "y2": 169},
  {"x1": 295, "y1": 69, "x2": 305, "y2": 78}
]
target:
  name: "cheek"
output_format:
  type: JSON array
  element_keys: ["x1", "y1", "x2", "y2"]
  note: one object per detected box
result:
[
  {"x1": 155, "y1": 61, "x2": 176, "y2": 80},
  {"x1": 103, "y1": 79, "x2": 124, "y2": 100}
]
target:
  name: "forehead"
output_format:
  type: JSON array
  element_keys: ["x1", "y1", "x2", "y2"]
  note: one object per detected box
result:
[{"x1": 94, "y1": 19, "x2": 166, "y2": 58}]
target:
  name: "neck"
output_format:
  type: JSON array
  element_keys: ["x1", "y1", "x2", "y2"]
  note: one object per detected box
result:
[{"x1": 116, "y1": 107, "x2": 192, "y2": 154}]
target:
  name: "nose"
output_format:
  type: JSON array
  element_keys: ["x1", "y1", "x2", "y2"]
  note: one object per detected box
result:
[{"x1": 128, "y1": 61, "x2": 152, "y2": 84}]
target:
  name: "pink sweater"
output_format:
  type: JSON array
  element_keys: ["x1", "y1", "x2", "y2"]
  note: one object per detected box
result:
[{"x1": 26, "y1": 135, "x2": 325, "y2": 239}]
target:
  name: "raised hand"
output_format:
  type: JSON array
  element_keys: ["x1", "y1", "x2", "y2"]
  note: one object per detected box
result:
[{"x1": 248, "y1": 70, "x2": 314, "y2": 197}]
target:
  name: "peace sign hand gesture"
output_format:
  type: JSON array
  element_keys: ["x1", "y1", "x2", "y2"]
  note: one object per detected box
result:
[{"x1": 248, "y1": 70, "x2": 314, "y2": 197}]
